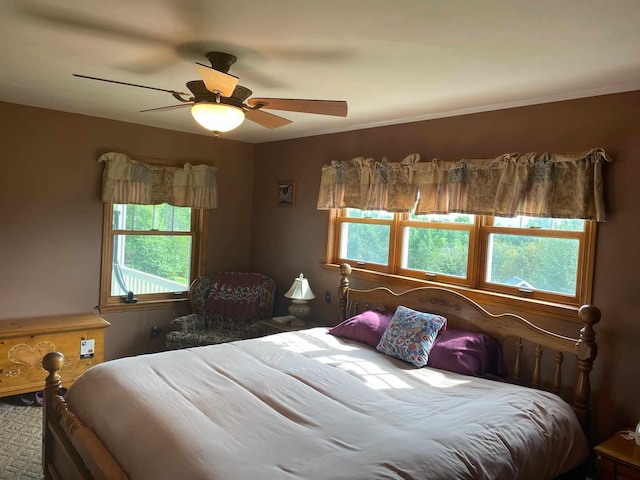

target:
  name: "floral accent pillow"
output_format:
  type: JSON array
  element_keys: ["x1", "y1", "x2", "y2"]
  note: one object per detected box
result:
[{"x1": 376, "y1": 306, "x2": 447, "y2": 367}]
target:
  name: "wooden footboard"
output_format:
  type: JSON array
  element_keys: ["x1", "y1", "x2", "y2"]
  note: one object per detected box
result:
[
  {"x1": 42, "y1": 352, "x2": 128, "y2": 480},
  {"x1": 337, "y1": 263, "x2": 600, "y2": 434}
]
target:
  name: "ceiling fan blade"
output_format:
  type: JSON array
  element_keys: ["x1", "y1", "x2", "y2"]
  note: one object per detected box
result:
[
  {"x1": 73, "y1": 74, "x2": 191, "y2": 97},
  {"x1": 196, "y1": 64, "x2": 239, "y2": 97},
  {"x1": 246, "y1": 98, "x2": 348, "y2": 117},
  {"x1": 140, "y1": 103, "x2": 193, "y2": 113},
  {"x1": 244, "y1": 109, "x2": 293, "y2": 129}
]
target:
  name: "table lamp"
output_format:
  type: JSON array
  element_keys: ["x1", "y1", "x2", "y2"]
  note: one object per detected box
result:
[{"x1": 284, "y1": 273, "x2": 315, "y2": 326}]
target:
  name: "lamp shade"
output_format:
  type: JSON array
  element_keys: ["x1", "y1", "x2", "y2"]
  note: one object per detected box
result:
[
  {"x1": 284, "y1": 274, "x2": 315, "y2": 300},
  {"x1": 191, "y1": 102, "x2": 245, "y2": 132}
]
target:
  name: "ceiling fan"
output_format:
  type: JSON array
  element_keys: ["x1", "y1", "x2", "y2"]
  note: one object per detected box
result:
[{"x1": 74, "y1": 51, "x2": 348, "y2": 136}]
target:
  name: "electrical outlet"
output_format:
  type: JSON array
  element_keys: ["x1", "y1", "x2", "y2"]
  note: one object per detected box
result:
[
  {"x1": 325, "y1": 291, "x2": 331, "y2": 303},
  {"x1": 150, "y1": 325, "x2": 162, "y2": 338}
]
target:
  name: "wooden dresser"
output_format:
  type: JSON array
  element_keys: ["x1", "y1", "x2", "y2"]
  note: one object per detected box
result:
[
  {"x1": 595, "y1": 431, "x2": 640, "y2": 479},
  {"x1": 0, "y1": 313, "x2": 110, "y2": 397}
]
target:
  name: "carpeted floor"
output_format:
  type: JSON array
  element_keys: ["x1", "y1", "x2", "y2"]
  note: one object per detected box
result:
[{"x1": 0, "y1": 397, "x2": 42, "y2": 480}]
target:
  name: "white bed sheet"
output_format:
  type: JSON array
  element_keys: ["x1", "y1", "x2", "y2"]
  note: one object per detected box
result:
[{"x1": 65, "y1": 327, "x2": 588, "y2": 480}]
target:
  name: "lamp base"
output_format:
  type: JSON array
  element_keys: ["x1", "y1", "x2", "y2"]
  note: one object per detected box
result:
[{"x1": 288, "y1": 300, "x2": 310, "y2": 327}]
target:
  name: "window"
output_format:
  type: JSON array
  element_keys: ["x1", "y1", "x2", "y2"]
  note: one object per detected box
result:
[
  {"x1": 339, "y1": 210, "x2": 394, "y2": 266},
  {"x1": 331, "y1": 209, "x2": 595, "y2": 306},
  {"x1": 99, "y1": 203, "x2": 206, "y2": 311}
]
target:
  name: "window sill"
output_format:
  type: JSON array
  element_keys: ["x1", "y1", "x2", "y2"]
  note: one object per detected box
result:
[
  {"x1": 322, "y1": 263, "x2": 582, "y2": 323},
  {"x1": 98, "y1": 297, "x2": 189, "y2": 314}
]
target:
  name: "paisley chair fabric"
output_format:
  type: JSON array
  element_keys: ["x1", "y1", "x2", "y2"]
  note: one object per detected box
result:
[{"x1": 166, "y1": 272, "x2": 275, "y2": 349}]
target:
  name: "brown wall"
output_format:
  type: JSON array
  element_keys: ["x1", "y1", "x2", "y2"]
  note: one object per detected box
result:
[
  {"x1": 1, "y1": 90, "x2": 638, "y2": 444},
  {"x1": 0, "y1": 101, "x2": 255, "y2": 359},
  {"x1": 251, "y1": 90, "x2": 640, "y2": 443}
]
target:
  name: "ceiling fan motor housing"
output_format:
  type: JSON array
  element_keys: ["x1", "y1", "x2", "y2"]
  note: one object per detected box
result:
[
  {"x1": 205, "y1": 52, "x2": 237, "y2": 73},
  {"x1": 186, "y1": 81, "x2": 251, "y2": 108}
]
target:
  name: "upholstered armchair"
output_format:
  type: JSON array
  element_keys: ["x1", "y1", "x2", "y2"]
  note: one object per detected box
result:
[{"x1": 166, "y1": 271, "x2": 276, "y2": 349}]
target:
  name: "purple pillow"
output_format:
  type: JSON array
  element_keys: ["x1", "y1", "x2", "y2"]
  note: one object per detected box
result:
[
  {"x1": 427, "y1": 329, "x2": 508, "y2": 379},
  {"x1": 328, "y1": 310, "x2": 393, "y2": 347}
]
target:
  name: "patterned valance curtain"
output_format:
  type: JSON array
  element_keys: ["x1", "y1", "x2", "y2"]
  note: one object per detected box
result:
[
  {"x1": 98, "y1": 152, "x2": 218, "y2": 209},
  {"x1": 317, "y1": 148, "x2": 611, "y2": 220},
  {"x1": 317, "y1": 154, "x2": 421, "y2": 213}
]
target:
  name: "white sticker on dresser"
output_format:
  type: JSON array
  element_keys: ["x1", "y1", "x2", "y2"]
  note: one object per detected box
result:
[{"x1": 80, "y1": 339, "x2": 95, "y2": 359}]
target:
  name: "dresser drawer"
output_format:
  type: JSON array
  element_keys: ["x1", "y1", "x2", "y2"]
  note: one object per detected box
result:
[{"x1": 617, "y1": 462, "x2": 640, "y2": 480}]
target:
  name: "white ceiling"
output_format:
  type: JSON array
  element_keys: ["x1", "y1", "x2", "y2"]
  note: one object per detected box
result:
[{"x1": 1, "y1": 0, "x2": 639, "y2": 144}]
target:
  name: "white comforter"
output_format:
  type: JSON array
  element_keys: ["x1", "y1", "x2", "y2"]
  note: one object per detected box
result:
[{"x1": 65, "y1": 328, "x2": 588, "y2": 480}]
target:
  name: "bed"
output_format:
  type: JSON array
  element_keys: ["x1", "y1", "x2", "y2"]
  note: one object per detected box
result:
[{"x1": 41, "y1": 264, "x2": 600, "y2": 480}]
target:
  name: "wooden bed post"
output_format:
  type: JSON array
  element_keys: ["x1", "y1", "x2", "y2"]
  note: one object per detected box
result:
[
  {"x1": 42, "y1": 352, "x2": 65, "y2": 479},
  {"x1": 573, "y1": 304, "x2": 601, "y2": 434},
  {"x1": 339, "y1": 263, "x2": 352, "y2": 321},
  {"x1": 42, "y1": 352, "x2": 131, "y2": 480}
]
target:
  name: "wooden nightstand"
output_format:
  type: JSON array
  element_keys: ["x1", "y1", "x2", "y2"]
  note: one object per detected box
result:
[
  {"x1": 258, "y1": 316, "x2": 317, "y2": 334},
  {"x1": 595, "y1": 431, "x2": 640, "y2": 479}
]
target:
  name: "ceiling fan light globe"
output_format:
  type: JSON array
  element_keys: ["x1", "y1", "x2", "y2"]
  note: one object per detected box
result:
[{"x1": 190, "y1": 103, "x2": 245, "y2": 132}]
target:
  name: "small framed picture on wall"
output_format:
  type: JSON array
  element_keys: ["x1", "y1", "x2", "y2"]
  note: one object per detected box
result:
[{"x1": 278, "y1": 181, "x2": 296, "y2": 206}]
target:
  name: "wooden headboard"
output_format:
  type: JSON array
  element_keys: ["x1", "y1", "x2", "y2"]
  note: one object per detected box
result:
[{"x1": 336, "y1": 264, "x2": 600, "y2": 434}]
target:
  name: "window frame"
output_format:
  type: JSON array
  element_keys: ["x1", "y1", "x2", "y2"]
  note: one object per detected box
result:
[
  {"x1": 477, "y1": 218, "x2": 595, "y2": 305},
  {"x1": 395, "y1": 213, "x2": 479, "y2": 288},
  {"x1": 328, "y1": 208, "x2": 596, "y2": 309},
  {"x1": 335, "y1": 210, "x2": 396, "y2": 274},
  {"x1": 99, "y1": 203, "x2": 207, "y2": 313}
]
